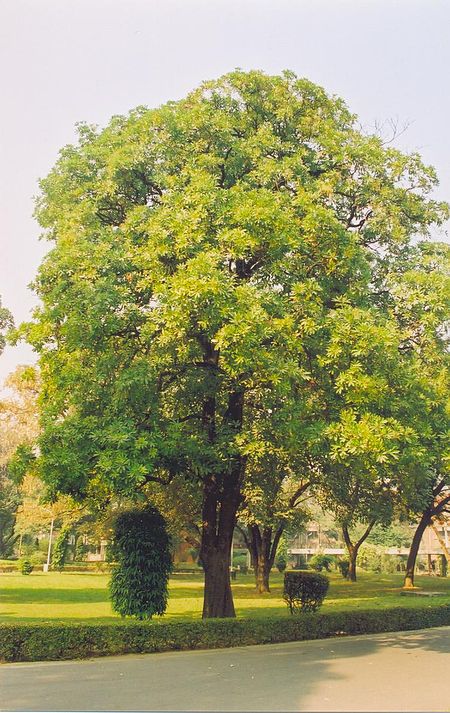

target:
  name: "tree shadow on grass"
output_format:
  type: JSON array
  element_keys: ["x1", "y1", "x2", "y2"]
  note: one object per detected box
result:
[{"x1": 0, "y1": 588, "x2": 108, "y2": 604}]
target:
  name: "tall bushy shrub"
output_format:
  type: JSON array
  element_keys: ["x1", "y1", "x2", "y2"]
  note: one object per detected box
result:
[
  {"x1": 276, "y1": 554, "x2": 287, "y2": 573},
  {"x1": 338, "y1": 560, "x2": 350, "y2": 578},
  {"x1": 109, "y1": 506, "x2": 172, "y2": 619},
  {"x1": 283, "y1": 571, "x2": 329, "y2": 613},
  {"x1": 74, "y1": 539, "x2": 88, "y2": 562},
  {"x1": 51, "y1": 527, "x2": 70, "y2": 571}
]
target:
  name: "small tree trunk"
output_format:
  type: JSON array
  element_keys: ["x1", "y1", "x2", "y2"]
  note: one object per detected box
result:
[
  {"x1": 347, "y1": 546, "x2": 357, "y2": 582},
  {"x1": 255, "y1": 558, "x2": 271, "y2": 594},
  {"x1": 404, "y1": 512, "x2": 430, "y2": 589},
  {"x1": 250, "y1": 528, "x2": 271, "y2": 593},
  {"x1": 342, "y1": 520, "x2": 376, "y2": 583},
  {"x1": 250, "y1": 525, "x2": 280, "y2": 594}
]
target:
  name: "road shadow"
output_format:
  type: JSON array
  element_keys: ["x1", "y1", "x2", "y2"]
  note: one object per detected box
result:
[
  {"x1": 371, "y1": 627, "x2": 450, "y2": 654},
  {"x1": 2, "y1": 627, "x2": 449, "y2": 712}
]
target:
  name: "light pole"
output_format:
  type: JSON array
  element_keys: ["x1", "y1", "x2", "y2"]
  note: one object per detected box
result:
[{"x1": 43, "y1": 517, "x2": 54, "y2": 572}]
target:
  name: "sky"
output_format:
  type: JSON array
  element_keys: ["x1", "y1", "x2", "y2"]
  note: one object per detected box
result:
[{"x1": 1, "y1": 0, "x2": 449, "y2": 382}]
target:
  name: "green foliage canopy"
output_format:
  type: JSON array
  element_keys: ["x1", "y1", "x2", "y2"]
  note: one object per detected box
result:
[{"x1": 18, "y1": 69, "x2": 448, "y2": 614}]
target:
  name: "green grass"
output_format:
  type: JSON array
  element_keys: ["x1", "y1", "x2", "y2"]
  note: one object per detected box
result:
[{"x1": 1, "y1": 570, "x2": 449, "y2": 623}]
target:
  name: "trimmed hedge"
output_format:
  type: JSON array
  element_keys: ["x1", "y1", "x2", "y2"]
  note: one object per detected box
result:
[
  {"x1": 1, "y1": 605, "x2": 449, "y2": 662},
  {"x1": 284, "y1": 571, "x2": 329, "y2": 612}
]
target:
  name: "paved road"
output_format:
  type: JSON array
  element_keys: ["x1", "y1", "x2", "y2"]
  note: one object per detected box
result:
[{"x1": 1, "y1": 627, "x2": 449, "y2": 712}]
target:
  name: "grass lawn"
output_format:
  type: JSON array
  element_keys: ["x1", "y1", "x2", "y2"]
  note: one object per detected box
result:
[{"x1": 1, "y1": 570, "x2": 449, "y2": 624}]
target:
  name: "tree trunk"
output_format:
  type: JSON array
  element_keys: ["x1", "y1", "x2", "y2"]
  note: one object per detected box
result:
[
  {"x1": 202, "y1": 543, "x2": 235, "y2": 618},
  {"x1": 249, "y1": 524, "x2": 284, "y2": 594},
  {"x1": 199, "y1": 389, "x2": 245, "y2": 618},
  {"x1": 347, "y1": 545, "x2": 357, "y2": 582},
  {"x1": 250, "y1": 526, "x2": 271, "y2": 593},
  {"x1": 200, "y1": 488, "x2": 239, "y2": 618},
  {"x1": 342, "y1": 520, "x2": 376, "y2": 583},
  {"x1": 404, "y1": 512, "x2": 430, "y2": 588},
  {"x1": 255, "y1": 558, "x2": 271, "y2": 594}
]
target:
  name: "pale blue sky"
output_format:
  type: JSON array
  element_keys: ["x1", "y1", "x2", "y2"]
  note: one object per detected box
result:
[{"x1": 1, "y1": 0, "x2": 449, "y2": 381}]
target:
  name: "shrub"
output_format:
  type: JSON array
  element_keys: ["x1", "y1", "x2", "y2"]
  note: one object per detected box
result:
[
  {"x1": 29, "y1": 550, "x2": 47, "y2": 566},
  {"x1": 309, "y1": 553, "x2": 333, "y2": 572},
  {"x1": 232, "y1": 553, "x2": 248, "y2": 573},
  {"x1": 338, "y1": 560, "x2": 350, "y2": 578},
  {"x1": 1, "y1": 606, "x2": 449, "y2": 663},
  {"x1": 359, "y1": 544, "x2": 383, "y2": 573},
  {"x1": 276, "y1": 554, "x2": 287, "y2": 572},
  {"x1": 187, "y1": 546, "x2": 200, "y2": 564},
  {"x1": 52, "y1": 527, "x2": 70, "y2": 571},
  {"x1": 75, "y1": 541, "x2": 88, "y2": 562},
  {"x1": 381, "y1": 553, "x2": 403, "y2": 574},
  {"x1": 283, "y1": 571, "x2": 329, "y2": 613},
  {"x1": 19, "y1": 559, "x2": 33, "y2": 575},
  {"x1": 275, "y1": 535, "x2": 289, "y2": 573},
  {"x1": 109, "y1": 506, "x2": 172, "y2": 619}
]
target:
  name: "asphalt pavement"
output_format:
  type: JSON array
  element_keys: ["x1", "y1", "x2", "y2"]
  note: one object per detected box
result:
[{"x1": 1, "y1": 626, "x2": 449, "y2": 712}]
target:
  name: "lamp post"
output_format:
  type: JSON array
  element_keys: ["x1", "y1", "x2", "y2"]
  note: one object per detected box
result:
[{"x1": 43, "y1": 517, "x2": 54, "y2": 572}]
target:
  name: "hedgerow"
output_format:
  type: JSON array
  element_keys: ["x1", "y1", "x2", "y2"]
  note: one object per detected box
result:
[{"x1": 1, "y1": 605, "x2": 449, "y2": 662}]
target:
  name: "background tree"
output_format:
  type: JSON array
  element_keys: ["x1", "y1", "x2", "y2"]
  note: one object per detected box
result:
[
  {"x1": 0, "y1": 472, "x2": 20, "y2": 558},
  {"x1": 0, "y1": 366, "x2": 40, "y2": 557},
  {"x1": 367, "y1": 521, "x2": 414, "y2": 549},
  {"x1": 238, "y1": 459, "x2": 310, "y2": 593},
  {"x1": 315, "y1": 306, "x2": 432, "y2": 581},
  {"x1": 236, "y1": 373, "x2": 319, "y2": 593},
  {"x1": 20, "y1": 70, "x2": 446, "y2": 617},
  {"x1": 381, "y1": 242, "x2": 450, "y2": 588},
  {"x1": 0, "y1": 296, "x2": 13, "y2": 355},
  {"x1": 144, "y1": 477, "x2": 203, "y2": 563}
]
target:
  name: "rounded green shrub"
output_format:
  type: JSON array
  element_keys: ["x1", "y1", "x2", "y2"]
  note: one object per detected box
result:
[
  {"x1": 283, "y1": 571, "x2": 329, "y2": 613},
  {"x1": 233, "y1": 553, "x2": 248, "y2": 573},
  {"x1": 109, "y1": 506, "x2": 173, "y2": 620},
  {"x1": 19, "y1": 559, "x2": 33, "y2": 575},
  {"x1": 359, "y1": 544, "x2": 383, "y2": 573},
  {"x1": 30, "y1": 550, "x2": 47, "y2": 566},
  {"x1": 309, "y1": 553, "x2": 333, "y2": 572}
]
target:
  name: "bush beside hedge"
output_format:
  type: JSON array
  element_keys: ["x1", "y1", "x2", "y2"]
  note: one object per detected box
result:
[
  {"x1": 284, "y1": 571, "x2": 329, "y2": 612},
  {"x1": 1, "y1": 605, "x2": 449, "y2": 663}
]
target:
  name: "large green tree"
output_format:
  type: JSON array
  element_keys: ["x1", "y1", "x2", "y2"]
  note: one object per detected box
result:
[
  {"x1": 384, "y1": 242, "x2": 450, "y2": 588},
  {"x1": 21, "y1": 70, "x2": 446, "y2": 617}
]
